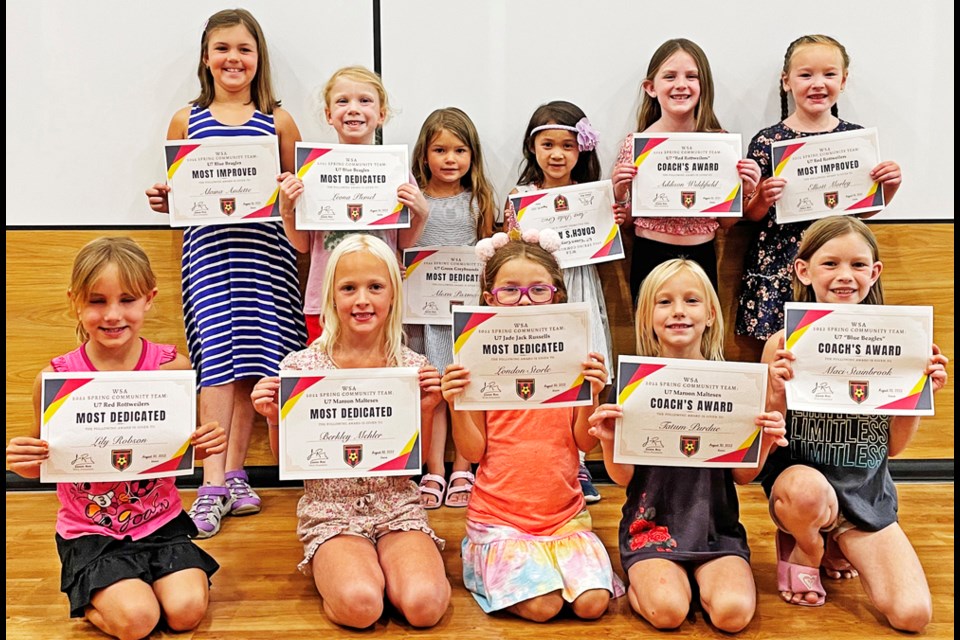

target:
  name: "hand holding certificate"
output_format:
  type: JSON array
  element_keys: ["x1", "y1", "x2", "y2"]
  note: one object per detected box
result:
[
  {"x1": 40, "y1": 371, "x2": 197, "y2": 483},
  {"x1": 613, "y1": 357, "x2": 768, "y2": 468},
  {"x1": 784, "y1": 303, "x2": 935, "y2": 415}
]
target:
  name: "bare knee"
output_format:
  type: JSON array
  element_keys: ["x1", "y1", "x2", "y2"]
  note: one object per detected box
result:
[
  {"x1": 571, "y1": 589, "x2": 610, "y2": 620},
  {"x1": 395, "y1": 579, "x2": 450, "y2": 627},
  {"x1": 511, "y1": 594, "x2": 564, "y2": 622},
  {"x1": 323, "y1": 582, "x2": 384, "y2": 629},
  {"x1": 774, "y1": 469, "x2": 833, "y2": 526},
  {"x1": 878, "y1": 594, "x2": 932, "y2": 633},
  {"x1": 162, "y1": 591, "x2": 209, "y2": 632},
  {"x1": 95, "y1": 601, "x2": 160, "y2": 640},
  {"x1": 639, "y1": 590, "x2": 689, "y2": 629},
  {"x1": 703, "y1": 591, "x2": 755, "y2": 633}
]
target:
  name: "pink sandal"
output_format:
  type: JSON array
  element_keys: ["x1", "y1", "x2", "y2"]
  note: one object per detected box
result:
[
  {"x1": 776, "y1": 530, "x2": 826, "y2": 607},
  {"x1": 444, "y1": 470, "x2": 475, "y2": 508},
  {"x1": 418, "y1": 473, "x2": 446, "y2": 510}
]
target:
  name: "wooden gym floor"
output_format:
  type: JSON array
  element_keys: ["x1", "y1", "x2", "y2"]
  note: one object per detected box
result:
[{"x1": 6, "y1": 483, "x2": 954, "y2": 639}]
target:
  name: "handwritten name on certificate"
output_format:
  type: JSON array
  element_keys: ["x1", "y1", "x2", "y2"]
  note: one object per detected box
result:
[
  {"x1": 278, "y1": 368, "x2": 421, "y2": 480},
  {"x1": 295, "y1": 143, "x2": 410, "y2": 230},
  {"x1": 773, "y1": 128, "x2": 884, "y2": 224},
  {"x1": 40, "y1": 371, "x2": 197, "y2": 483},
  {"x1": 509, "y1": 181, "x2": 625, "y2": 268},
  {"x1": 165, "y1": 135, "x2": 281, "y2": 227},
  {"x1": 451, "y1": 303, "x2": 592, "y2": 410},
  {"x1": 784, "y1": 303, "x2": 933, "y2": 415},
  {"x1": 631, "y1": 133, "x2": 743, "y2": 217},
  {"x1": 402, "y1": 246, "x2": 482, "y2": 324},
  {"x1": 614, "y1": 357, "x2": 768, "y2": 468}
]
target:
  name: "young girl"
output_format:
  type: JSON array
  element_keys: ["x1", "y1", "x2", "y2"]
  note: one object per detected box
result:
[
  {"x1": 761, "y1": 216, "x2": 946, "y2": 631},
  {"x1": 5, "y1": 237, "x2": 224, "y2": 639},
  {"x1": 145, "y1": 8, "x2": 307, "y2": 538},
  {"x1": 440, "y1": 229, "x2": 622, "y2": 622},
  {"x1": 407, "y1": 107, "x2": 496, "y2": 509},
  {"x1": 611, "y1": 39, "x2": 761, "y2": 303},
  {"x1": 276, "y1": 65, "x2": 429, "y2": 345},
  {"x1": 587, "y1": 258, "x2": 787, "y2": 632},
  {"x1": 505, "y1": 100, "x2": 613, "y2": 502},
  {"x1": 736, "y1": 34, "x2": 903, "y2": 341},
  {"x1": 250, "y1": 234, "x2": 450, "y2": 629}
]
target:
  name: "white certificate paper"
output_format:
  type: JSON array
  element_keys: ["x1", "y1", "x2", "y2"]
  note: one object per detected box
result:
[
  {"x1": 613, "y1": 357, "x2": 767, "y2": 468},
  {"x1": 295, "y1": 143, "x2": 410, "y2": 230},
  {"x1": 40, "y1": 371, "x2": 197, "y2": 483},
  {"x1": 631, "y1": 133, "x2": 743, "y2": 217},
  {"x1": 165, "y1": 135, "x2": 282, "y2": 227},
  {"x1": 784, "y1": 303, "x2": 934, "y2": 415},
  {"x1": 773, "y1": 128, "x2": 884, "y2": 223},
  {"x1": 451, "y1": 303, "x2": 592, "y2": 410},
  {"x1": 509, "y1": 180, "x2": 625, "y2": 268},
  {"x1": 279, "y1": 368, "x2": 421, "y2": 480},
  {"x1": 402, "y1": 246, "x2": 483, "y2": 324}
]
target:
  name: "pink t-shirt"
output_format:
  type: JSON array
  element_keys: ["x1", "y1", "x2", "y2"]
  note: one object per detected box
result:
[
  {"x1": 467, "y1": 407, "x2": 584, "y2": 536},
  {"x1": 51, "y1": 339, "x2": 184, "y2": 540}
]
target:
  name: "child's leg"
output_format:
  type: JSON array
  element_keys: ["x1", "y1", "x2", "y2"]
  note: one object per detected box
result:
[
  {"x1": 224, "y1": 377, "x2": 257, "y2": 474},
  {"x1": 837, "y1": 523, "x2": 932, "y2": 632},
  {"x1": 311, "y1": 535, "x2": 386, "y2": 629},
  {"x1": 626, "y1": 558, "x2": 691, "y2": 629},
  {"x1": 420, "y1": 404, "x2": 448, "y2": 508},
  {"x1": 378, "y1": 530, "x2": 450, "y2": 627},
  {"x1": 570, "y1": 588, "x2": 611, "y2": 620},
  {"x1": 693, "y1": 555, "x2": 756, "y2": 633},
  {"x1": 85, "y1": 579, "x2": 161, "y2": 640},
  {"x1": 151, "y1": 567, "x2": 210, "y2": 632},
  {"x1": 508, "y1": 591, "x2": 565, "y2": 622},
  {"x1": 198, "y1": 383, "x2": 233, "y2": 487}
]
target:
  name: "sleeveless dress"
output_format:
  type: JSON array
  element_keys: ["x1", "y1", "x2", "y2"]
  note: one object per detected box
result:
[{"x1": 182, "y1": 105, "x2": 306, "y2": 386}]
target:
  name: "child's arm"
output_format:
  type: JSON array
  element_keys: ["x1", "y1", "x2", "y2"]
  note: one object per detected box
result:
[
  {"x1": 732, "y1": 410, "x2": 787, "y2": 484},
  {"x1": 762, "y1": 330, "x2": 791, "y2": 415},
  {"x1": 611, "y1": 136, "x2": 635, "y2": 226},
  {"x1": 889, "y1": 344, "x2": 948, "y2": 456},
  {"x1": 251, "y1": 376, "x2": 282, "y2": 459},
  {"x1": 572, "y1": 353, "x2": 607, "y2": 452},
  {"x1": 418, "y1": 365, "x2": 443, "y2": 453},
  {"x1": 274, "y1": 108, "x2": 301, "y2": 175},
  {"x1": 145, "y1": 108, "x2": 191, "y2": 214},
  {"x1": 720, "y1": 159, "x2": 762, "y2": 229},
  {"x1": 441, "y1": 364, "x2": 487, "y2": 462},
  {"x1": 6, "y1": 370, "x2": 52, "y2": 478},
  {"x1": 277, "y1": 172, "x2": 311, "y2": 253},
  {"x1": 397, "y1": 182, "x2": 430, "y2": 249},
  {"x1": 743, "y1": 176, "x2": 786, "y2": 222},
  {"x1": 586, "y1": 403, "x2": 635, "y2": 486}
]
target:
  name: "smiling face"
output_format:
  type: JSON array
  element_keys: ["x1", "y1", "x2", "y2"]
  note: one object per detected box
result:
[
  {"x1": 650, "y1": 269, "x2": 714, "y2": 359},
  {"x1": 426, "y1": 128, "x2": 471, "y2": 189},
  {"x1": 204, "y1": 24, "x2": 258, "y2": 96},
  {"x1": 782, "y1": 43, "x2": 847, "y2": 120},
  {"x1": 795, "y1": 232, "x2": 881, "y2": 304},
  {"x1": 483, "y1": 258, "x2": 555, "y2": 307},
  {"x1": 531, "y1": 128, "x2": 579, "y2": 188},
  {"x1": 644, "y1": 50, "x2": 701, "y2": 123},
  {"x1": 325, "y1": 78, "x2": 385, "y2": 145},
  {"x1": 74, "y1": 263, "x2": 155, "y2": 353},
  {"x1": 332, "y1": 250, "x2": 394, "y2": 338}
]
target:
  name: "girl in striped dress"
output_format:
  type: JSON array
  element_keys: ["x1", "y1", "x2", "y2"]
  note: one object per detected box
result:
[{"x1": 146, "y1": 9, "x2": 306, "y2": 538}]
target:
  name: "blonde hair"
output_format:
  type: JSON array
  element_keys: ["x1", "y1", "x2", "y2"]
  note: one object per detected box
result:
[
  {"x1": 792, "y1": 216, "x2": 884, "y2": 305},
  {"x1": 321, "y1": 65, "x2": 390, "y2": 123},
  {"x1": 635, "y1": 259, "x2": 723, "y2": 360},
  {"x1": 411, "y1": 107, "x2": 496, "y2": 240},
  {"x1": 636, "y1": 39, "x2": 722, "y2": 133},
  {"x1": 69, "y1": 238, "x2": 157, "y2": 342},
  {"x1": 313, "y1": 235, "x2": 404, "y2": 366},
  {"x1": 479, "y1": 237, "x2": 567, "y2": 306},
  {"x1": 195, "y1": 9, "x2": 280, "y2": 113},
  {"x1": 780, "y1": 35, "x2": 850, "y2": 119}
]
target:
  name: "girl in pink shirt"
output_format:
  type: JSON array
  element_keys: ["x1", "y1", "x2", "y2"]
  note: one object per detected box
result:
[
  {"x1": 441, "y1": 229, "x2": 623, "y2": 621},
  {"x1": 6, "y1": 238, "x2": 224, "y2": 639}
]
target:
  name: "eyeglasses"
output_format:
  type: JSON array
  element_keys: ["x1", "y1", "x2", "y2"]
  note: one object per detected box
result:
[{"x1": 489, "y1": 284, "x2": 557, "y2": 305}]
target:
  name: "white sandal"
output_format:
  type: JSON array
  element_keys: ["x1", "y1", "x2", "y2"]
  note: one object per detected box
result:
[
  {"x1": 418, "y1": 473, "x2": 446, "y2": 510},
  {"x1": 444, "y1": 470, "x2": 475, "y2": 508}
]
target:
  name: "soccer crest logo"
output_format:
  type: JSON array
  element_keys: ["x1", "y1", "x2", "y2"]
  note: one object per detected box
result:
[
  {"x1": 824, "y1": 191, "x2": 839, "y2": 209},
  {"x1": 681, "y1": 191, "x2": 696, "y2": 209},
  {"x1": 554, "y1": 194, "x2": 569, "y2": 212},
  {"x1": 849, "y1": 381, "x2": 869, "y2": 404},
  {"x1": 680, "y1": 436, "x2": 700, "y2": 457},
  {"x1": 347, "y1": 203, "x2": 363, "y2": 221},
  {"x1": 111, "y1": 449, "x2": 133, "y2": 471},
  {"x1": 220, "y1": 198, "x2": 236, "y2": 215},
  {"x1": 516, "y1": 379, "x2": 535, "y2": 400},
  {"x1": 343, "y1": 444, "x2": 363, "y2": 468}
]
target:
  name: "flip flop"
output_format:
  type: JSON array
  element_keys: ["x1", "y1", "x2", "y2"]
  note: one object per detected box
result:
[
  {"x1": 444, "y1": 470, "x2": 475, "y2": 508},
  {"x1": 776, "y1": 529, "x2": 826, "y2": 607},
  {"x1": 418, "y1": 473, "x2": 446, "y2": 510}
]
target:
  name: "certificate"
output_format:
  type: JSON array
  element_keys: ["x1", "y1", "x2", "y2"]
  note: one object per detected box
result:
[
  {"x1": 773, "y1": 128, "x2": 884, "y2": 223},
  {"x1": 40, "y1": 371, "x2": 197, "y2": 483},
  {"x1": 295, "y1": 143, "x2": 410, "y2": 230},
  {"x1": 631, "y1": 133, "x2": 743, "y2": 217},
  {"x1": 784, "y1": 303, "x2": 934, "y2": 415},
  {"x1": 165, "y1": 135, "x2": 281, "y2": 227},
  {"x1": 614, "y1": 357, "x2": 768, "y2": 468},
  {"x1": 278, "y1": 368, "x2": 421, "y2": 480},
  {"x1": 402, "y1": 246, "x2": 483, "y2": 324},
  {"x1": 509, "y1": 180, "x2": 625, "y2": 268},
  {"x1": 451, "y1": 303, "x2": 592, "y2": 410}
]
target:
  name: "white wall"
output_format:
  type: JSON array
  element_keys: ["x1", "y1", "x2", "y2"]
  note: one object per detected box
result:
[{"x1": 6, "y1": 0, "x2": 953, "y2": 225}]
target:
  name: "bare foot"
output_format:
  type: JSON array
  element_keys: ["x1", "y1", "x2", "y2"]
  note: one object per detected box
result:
[
  {"x1": 446, "y1": 475, "x2": 471, "y2": 506},
  {"x1": 821, "y1": 534, "x2": 858, "y2": 580}
]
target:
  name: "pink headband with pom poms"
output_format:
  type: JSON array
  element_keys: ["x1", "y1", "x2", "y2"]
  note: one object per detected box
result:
[{"x1": 475, "y1": 228, "x2": 562, "y2": 265}]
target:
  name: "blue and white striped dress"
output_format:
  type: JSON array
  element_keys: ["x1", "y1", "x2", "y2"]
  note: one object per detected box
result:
[{"x1": 182, "y1": 105, "x2": 306, "y2": 387}]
